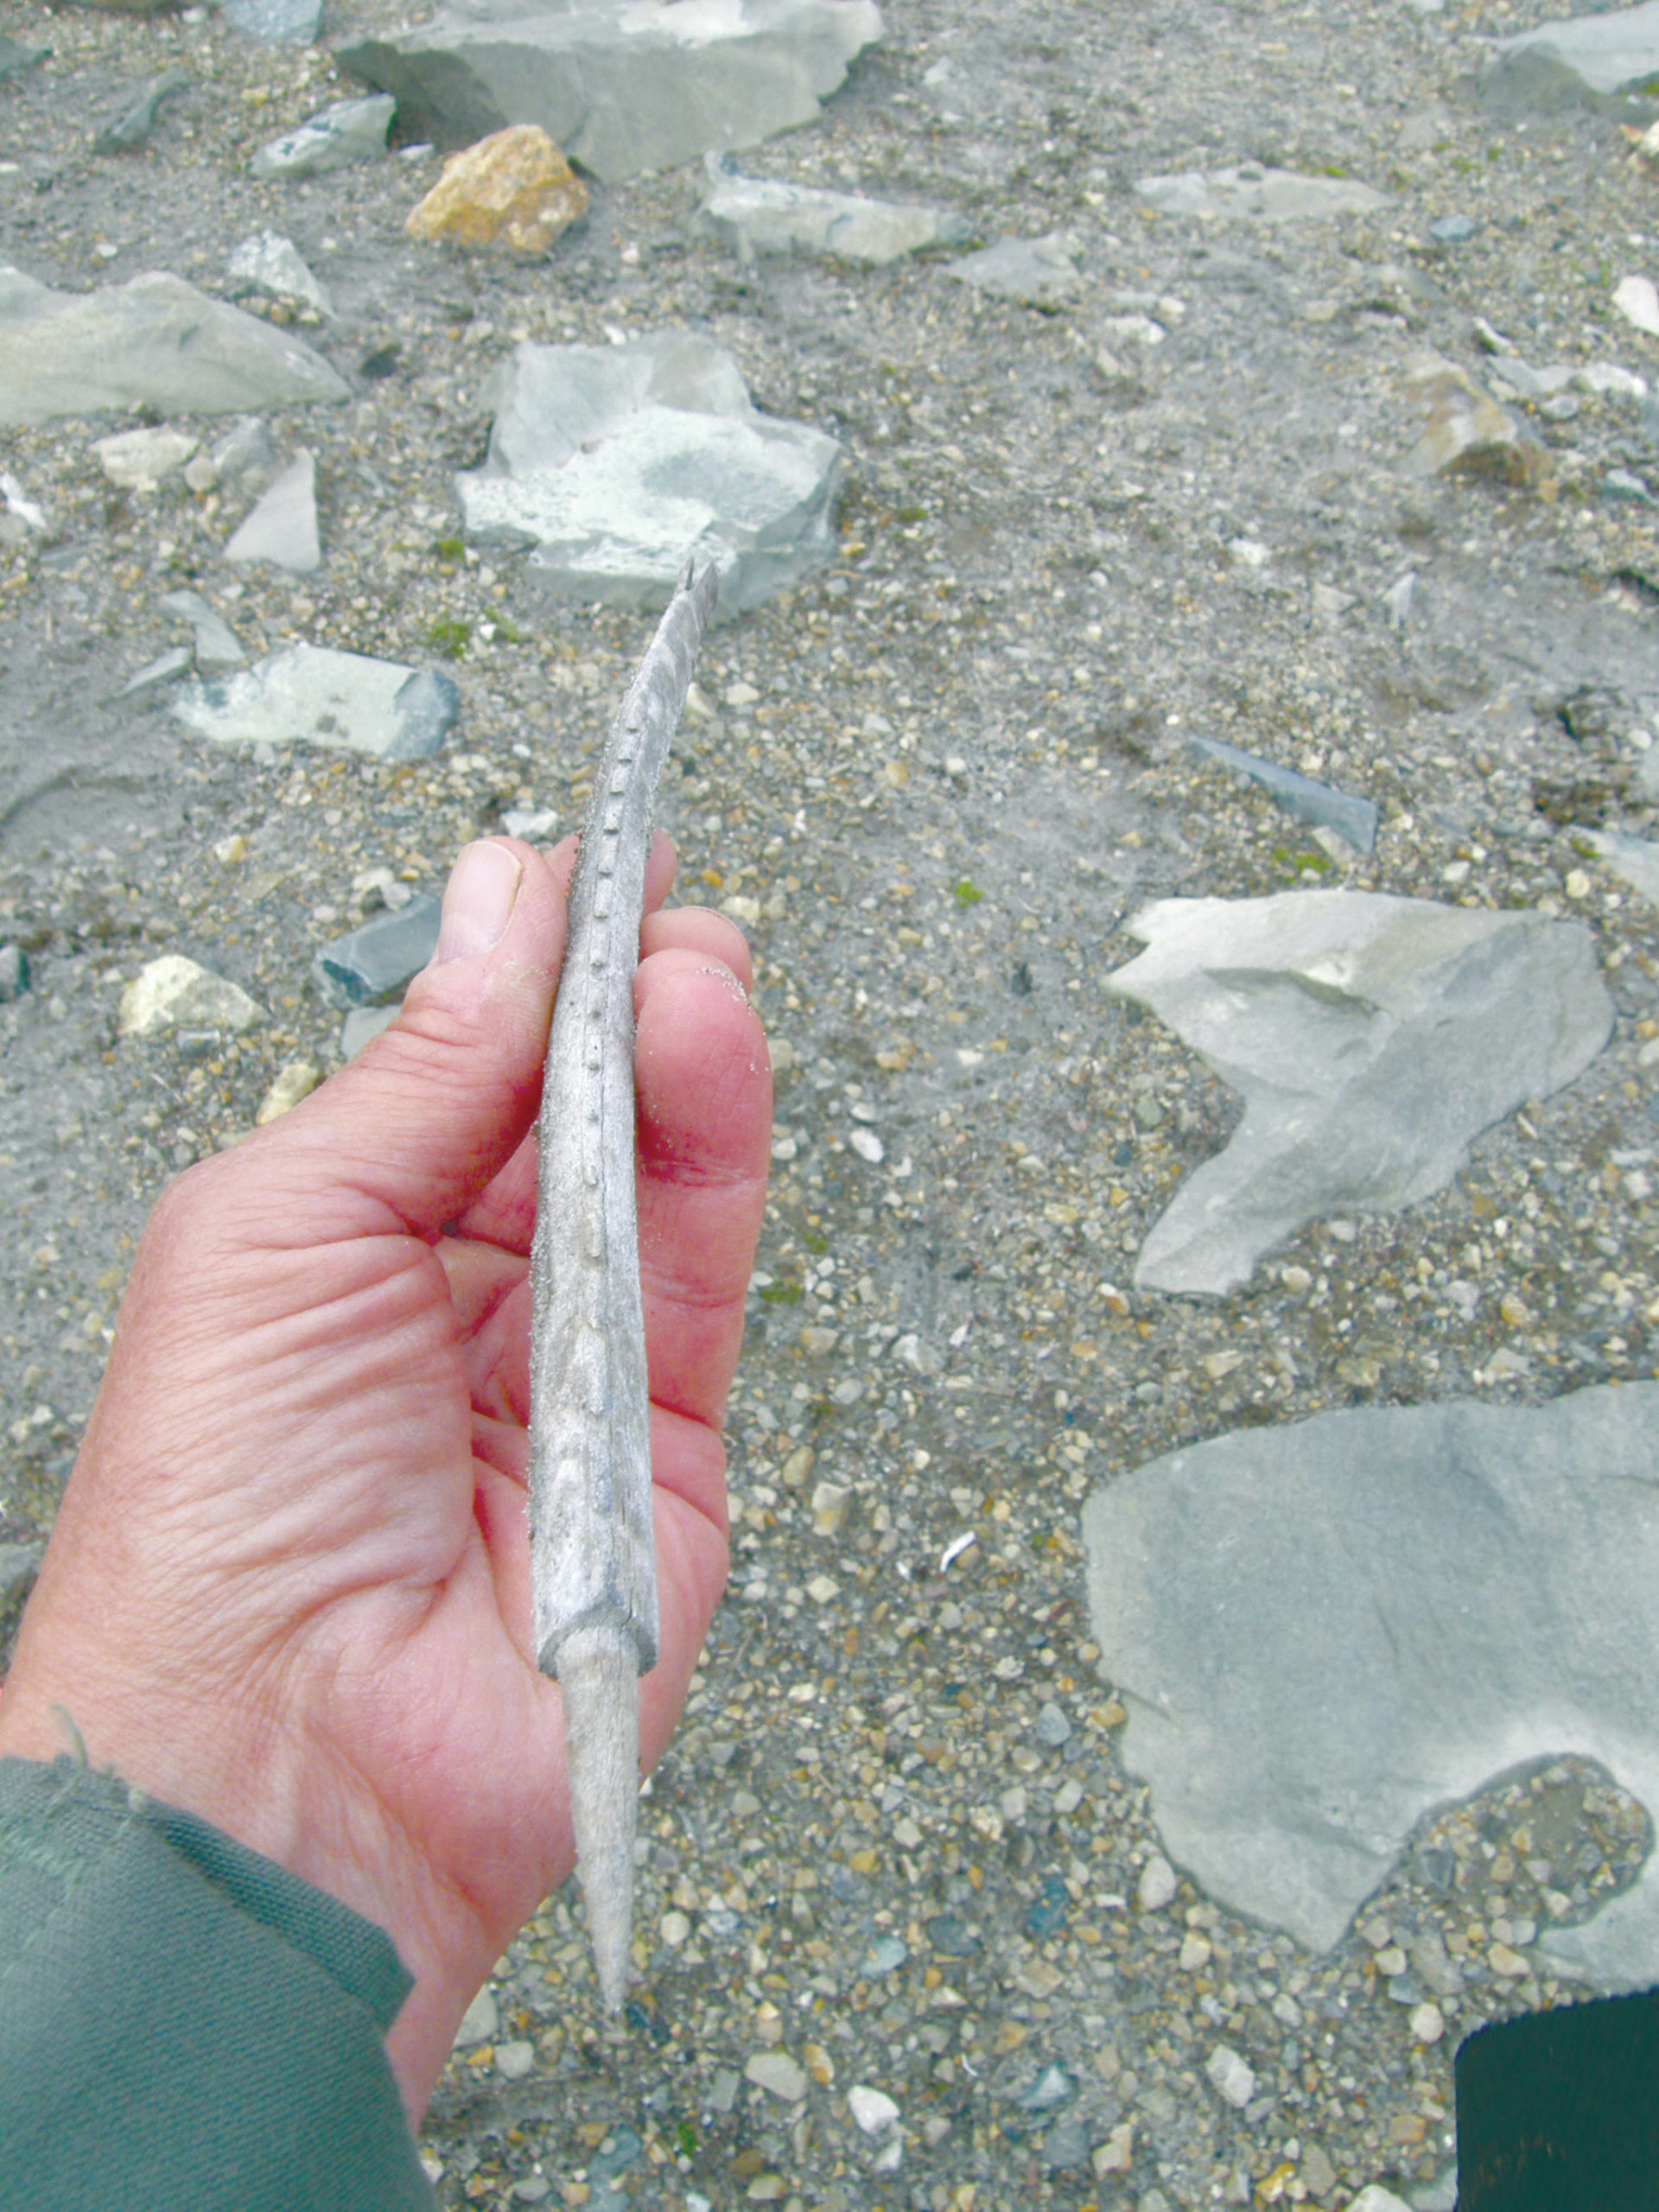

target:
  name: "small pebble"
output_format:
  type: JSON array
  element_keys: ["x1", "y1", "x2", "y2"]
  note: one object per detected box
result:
[
  {"x1": 745, "y1": 2050, "x2": 808, "y2": 2102},
  {"x1": 849, "y1": 2084, "x2": 900, "y2": 2134},
  {"x1": 1137, "y1": 1853, "x2": 1178, "y2": 1911}
]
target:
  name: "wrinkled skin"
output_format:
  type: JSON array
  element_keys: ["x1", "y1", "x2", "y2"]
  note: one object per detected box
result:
[{"x1": 0, "y1": 833, "x2": 772, "y2": 2116}]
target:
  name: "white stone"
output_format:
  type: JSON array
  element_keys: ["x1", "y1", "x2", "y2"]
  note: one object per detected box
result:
[
  {"x1": 849, "y1": 2085, "x2": 900, "y2": 2135},
  {"x1": 454, "y1": 1986, "x2": 499, "y2": 2045},
  {"x1": 118, "y1": 955, "x2": 264, "y2": 1039},
  {"x1": 226, "y1": 231, "x2": 334, "y2": 317},
  {"x1": 1204, "y1": 2044, "x2": 1255, "y2": 2108},
  {"x1": 256, "y1": 1058, "x2": 321, "y2": 1123},
  {"x1": 1583, "y1": 826, "x2": 1659, "y2": 907},
  {"x1": 744, "y1": 2050, "x2": 808, "y2": 2101},
  {"x1": 1490, "y1": 1, "x2": 1659, "y2": 99},
  {"x1": 1614, "y1": 274, "x2": 1659, "y2": 338},
  {"x1": 458, "y1": 331, "x2": 842, "y2": 617},
  {"x1": 1136, "y1": 165, "x2": 1389, "y2": 222},
  {"x1": 93, "y1": 425, "x2": 198, "y2": 490},
  {"x1": 697, "y1": 168, "x2": 971, "y2": 265},
  {"x1": 0, "y1": 266, "x2": 346, "y2": 427},
  {"x1": 226, "y1": 450, "x2": 321, "y2": 572},
  {"x1": 1410, "y1": 2002, "x2": 1446, "y2": 2044},
  {"x1": 849, "y1": 1127, "x2": 885, "y2": 1163},
  {"x1": 174, "y1": 644, "x2": 460, "y2": 761},
  {"x1": 944, "y1": 234, "x2": 1082, "y2": 308},
  {"x1": 1105, "y1": 891, "x2": 1611, "y2": 1294},
  {"x1": 1348, "y1": 2192, "x2": 1414, "y2": 2212},
  {"x1": 1136, "y1": 1853, "x2": 1177, "y2": 1911},
  {"x1": 1083, "y1": 1383, "x2": 1659, "y2": 1989},
  {"x1": 160, "y1": 588, "x2": 247, "y2": 675},
  {"x1": 494, "y1": 2039, "x2": 536, "y2": 2080},
  {"x1": 250, "y1": 94, "x2": 395, "y2": 180},
  {"x1": 340, "y1": 0, "x2": 882, "y2": 187}
]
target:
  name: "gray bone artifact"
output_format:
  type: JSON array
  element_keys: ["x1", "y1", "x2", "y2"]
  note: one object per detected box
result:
[{"x1": 529, "y1": 561, "x2": 718, "y2": 2010}]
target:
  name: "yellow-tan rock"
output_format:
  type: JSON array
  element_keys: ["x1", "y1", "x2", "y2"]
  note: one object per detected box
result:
[{"x1": 406, "y1": 125, "x2": 588, "y2": 254}]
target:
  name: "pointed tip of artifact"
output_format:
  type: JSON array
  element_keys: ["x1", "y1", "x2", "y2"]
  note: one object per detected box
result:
[{"x1": 557, "y1": 1620, "x2": 642, "y2": 2018}]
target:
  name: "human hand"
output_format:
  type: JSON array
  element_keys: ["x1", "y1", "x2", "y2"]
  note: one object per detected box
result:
[{"x1": 0, "y1": 833, "x2": 771, "y2": 2116}]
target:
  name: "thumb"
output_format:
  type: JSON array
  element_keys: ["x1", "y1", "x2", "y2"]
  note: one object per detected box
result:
[{"x1": 243, "y1": 837, "x2": 569, "y2": 1242}]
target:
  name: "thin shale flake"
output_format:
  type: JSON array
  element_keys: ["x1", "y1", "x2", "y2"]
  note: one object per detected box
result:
[{"x1": 529, "y1": 560, "x2": 718, "y2": 2011}]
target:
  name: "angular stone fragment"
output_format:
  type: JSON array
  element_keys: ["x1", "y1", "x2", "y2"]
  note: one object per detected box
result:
[
  {"x1": 1487, "y1": 0, "x2": 1659, "y2": 107},
  {"x1": 174, "y1": 644, "x2": 459, "y2": 760},
  {"x1": 1136, "y1": 165, "x2": 1389, "y2": 221},
  {"x1": 1614, "y1": 273, "x2": 1659, "y2": 337},
  {"x1": 93, "y1": 68, "x2": 190, "y2": 155},
  {"x1": 184, "y1": 416, "x2": 276, "y2": 496},
  {"x1": 226, "y1": 231, "x2": 334, "y2": 317},
  {"x1": 342, "y1": 0, "x2": 882, "y2": 185},
  {"x1": 458, "y1": 330, "x2": 842, "y2": 615},
  {"x1": 1082, "y1": 1383, "x2": 1659, "y2": 1989},
  {"x1": 697, "y1": 167, "x2": 972, "y2": 265},
  {"x1": 122, "y1": 646, "x2": 193, "y2": 695},
  {"x1": 93, "y1": 424, "x2": 198, "y2": 491},
  {"x1": 0, "y1": 267, "x2": 347, "y2": 427},
  {"x1": 226, "y1": 450, "x2": 321, "y2": 572},
  {"x1": 341, "y1": 1004, "x2": 401, "y2": 1056},
  {"x1": 224, "y1": 0, "x2": 321, "y2": 41},
  {"x1": 1105, "y1": 890, "x2": 1611, "y2": 1295},
  {"x1": 0, "y1": 943, "x2": 31, "y2": 1001},
  {"x1": 744, "y1": 2050, "x2": 808, "y2": 2102},
  {"x1": 407, "y1": 124, "x2": 588, "y2": 252},
  {"x1": 1190, "y1": 735, "x2": 1378, "y2": 855},
  {"x1": 160, "y1": 588, "x2": 247, "y2": 674},
  {"x1": 1402, "y1": 353, "x2": 1552, "y2": 489},
  {"x1": 250, "y1": 94, "x2": 396, "y2": 180},
  {"x1": 257, "y1": 1058, "x2": 321, "y2": 1122},
  {"x1": 317, "y1": 896, "x2": 442, "y2": 1007},
  {"x1": 118, "y1": 954, "x2": 264, "y2": 1037},
  {"x1": 1582, "y1": 824, "x2": 1659, "y2": 905},
  {"x1": 944, "y1": 234, "x2": 1081, "y2": 309}
]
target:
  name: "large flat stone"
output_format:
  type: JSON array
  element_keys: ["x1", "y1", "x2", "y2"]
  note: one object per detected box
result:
[
  {"x1": 1105, "y1": 891, "x2": 1611, "y2": 1295},
  {"x1": 341, "y1": 0, "x2": 883, "y2": 184},
  {"x1": 696, "y1": 168, "x2": 972, "y2": 264},
  {"x1": 0, "y1": 266, "x2": 347, "y2": 427},
  {"x1": 173, "y1": 645, "x2": 459, "y2": 760},
  {"x1": 457, "y1": 329, "x2": 842, "y2": 614},
  {"x1": 1488, "y1": 0, "x2": 1659, "y2": 105},
  {"x1": 1082, "y1": 1385, "x2": 1659, "y2": 1990},
  {"x1": 1135, "y1": 165, "x2": 1389, "y2": 221}
]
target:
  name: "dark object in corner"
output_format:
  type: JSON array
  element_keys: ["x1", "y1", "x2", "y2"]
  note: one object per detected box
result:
[{"x1": 1455, "y1": 1985, "x2": 1659, "y2": 2209}]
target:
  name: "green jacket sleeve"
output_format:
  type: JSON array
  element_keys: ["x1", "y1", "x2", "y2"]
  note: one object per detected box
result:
[{"x1": 0, "y1": 1756, "x2": 436, "y2": 2212}]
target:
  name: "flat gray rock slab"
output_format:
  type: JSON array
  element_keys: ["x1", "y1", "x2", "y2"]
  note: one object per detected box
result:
[
  {"x1": 224, "y1": 0, "x2": 323, "y2": 41},
  {"x1": 318, "y1": 896, "x2": 442, "y2": 1006},
  {"x1": 1105, "y1": 891, "x2": 1611, "y2": 1295},
  {"x1": 1082, "y1": 1384, "x2": 1659, "y2": 1990},
  {"x1": 944, "y1": 233, "x2": 1081, "y2": 308},
  {"x1": 1584, "y1": 824, "x2": 1659, "y2": 907},
  {"x1": 341, "y1": 0, "x2": 883, "y2": 184},
  {"x1": 697, "y1": 170, "x2": 972, "y2": 264},
  {"x1": 250, "y1": 94, "x2": 396, "y2": 180},
  {"x1": 173, "y1": 644, "x2": 459, "y2": 760},
  {"x1": 458, "y1": 329, "x2": 842, "y2": 615},
  {"x1": 226, "y1": 231, "x2": 334, "y2": 317},
  {"x1": 1189, "y1": 734, "x2": 1379, "y2": 855},
  {"x1": 225, "y1": 451, "x2": 321, "y2": 573},
  {"x1": 0, "y1": 266, "x2": 348, "y2": 428},
  {"x1": 1489, "y1": 0, "x2": 1659, "y2": 98},
  {"x1": 1136, "y1": 165, "x2": 1389, "y2": 221}
]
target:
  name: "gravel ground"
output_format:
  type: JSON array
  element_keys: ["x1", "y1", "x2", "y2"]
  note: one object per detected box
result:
[{"x1": 5, "y1": 0, "x2": 1659, "y2": 2203}]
